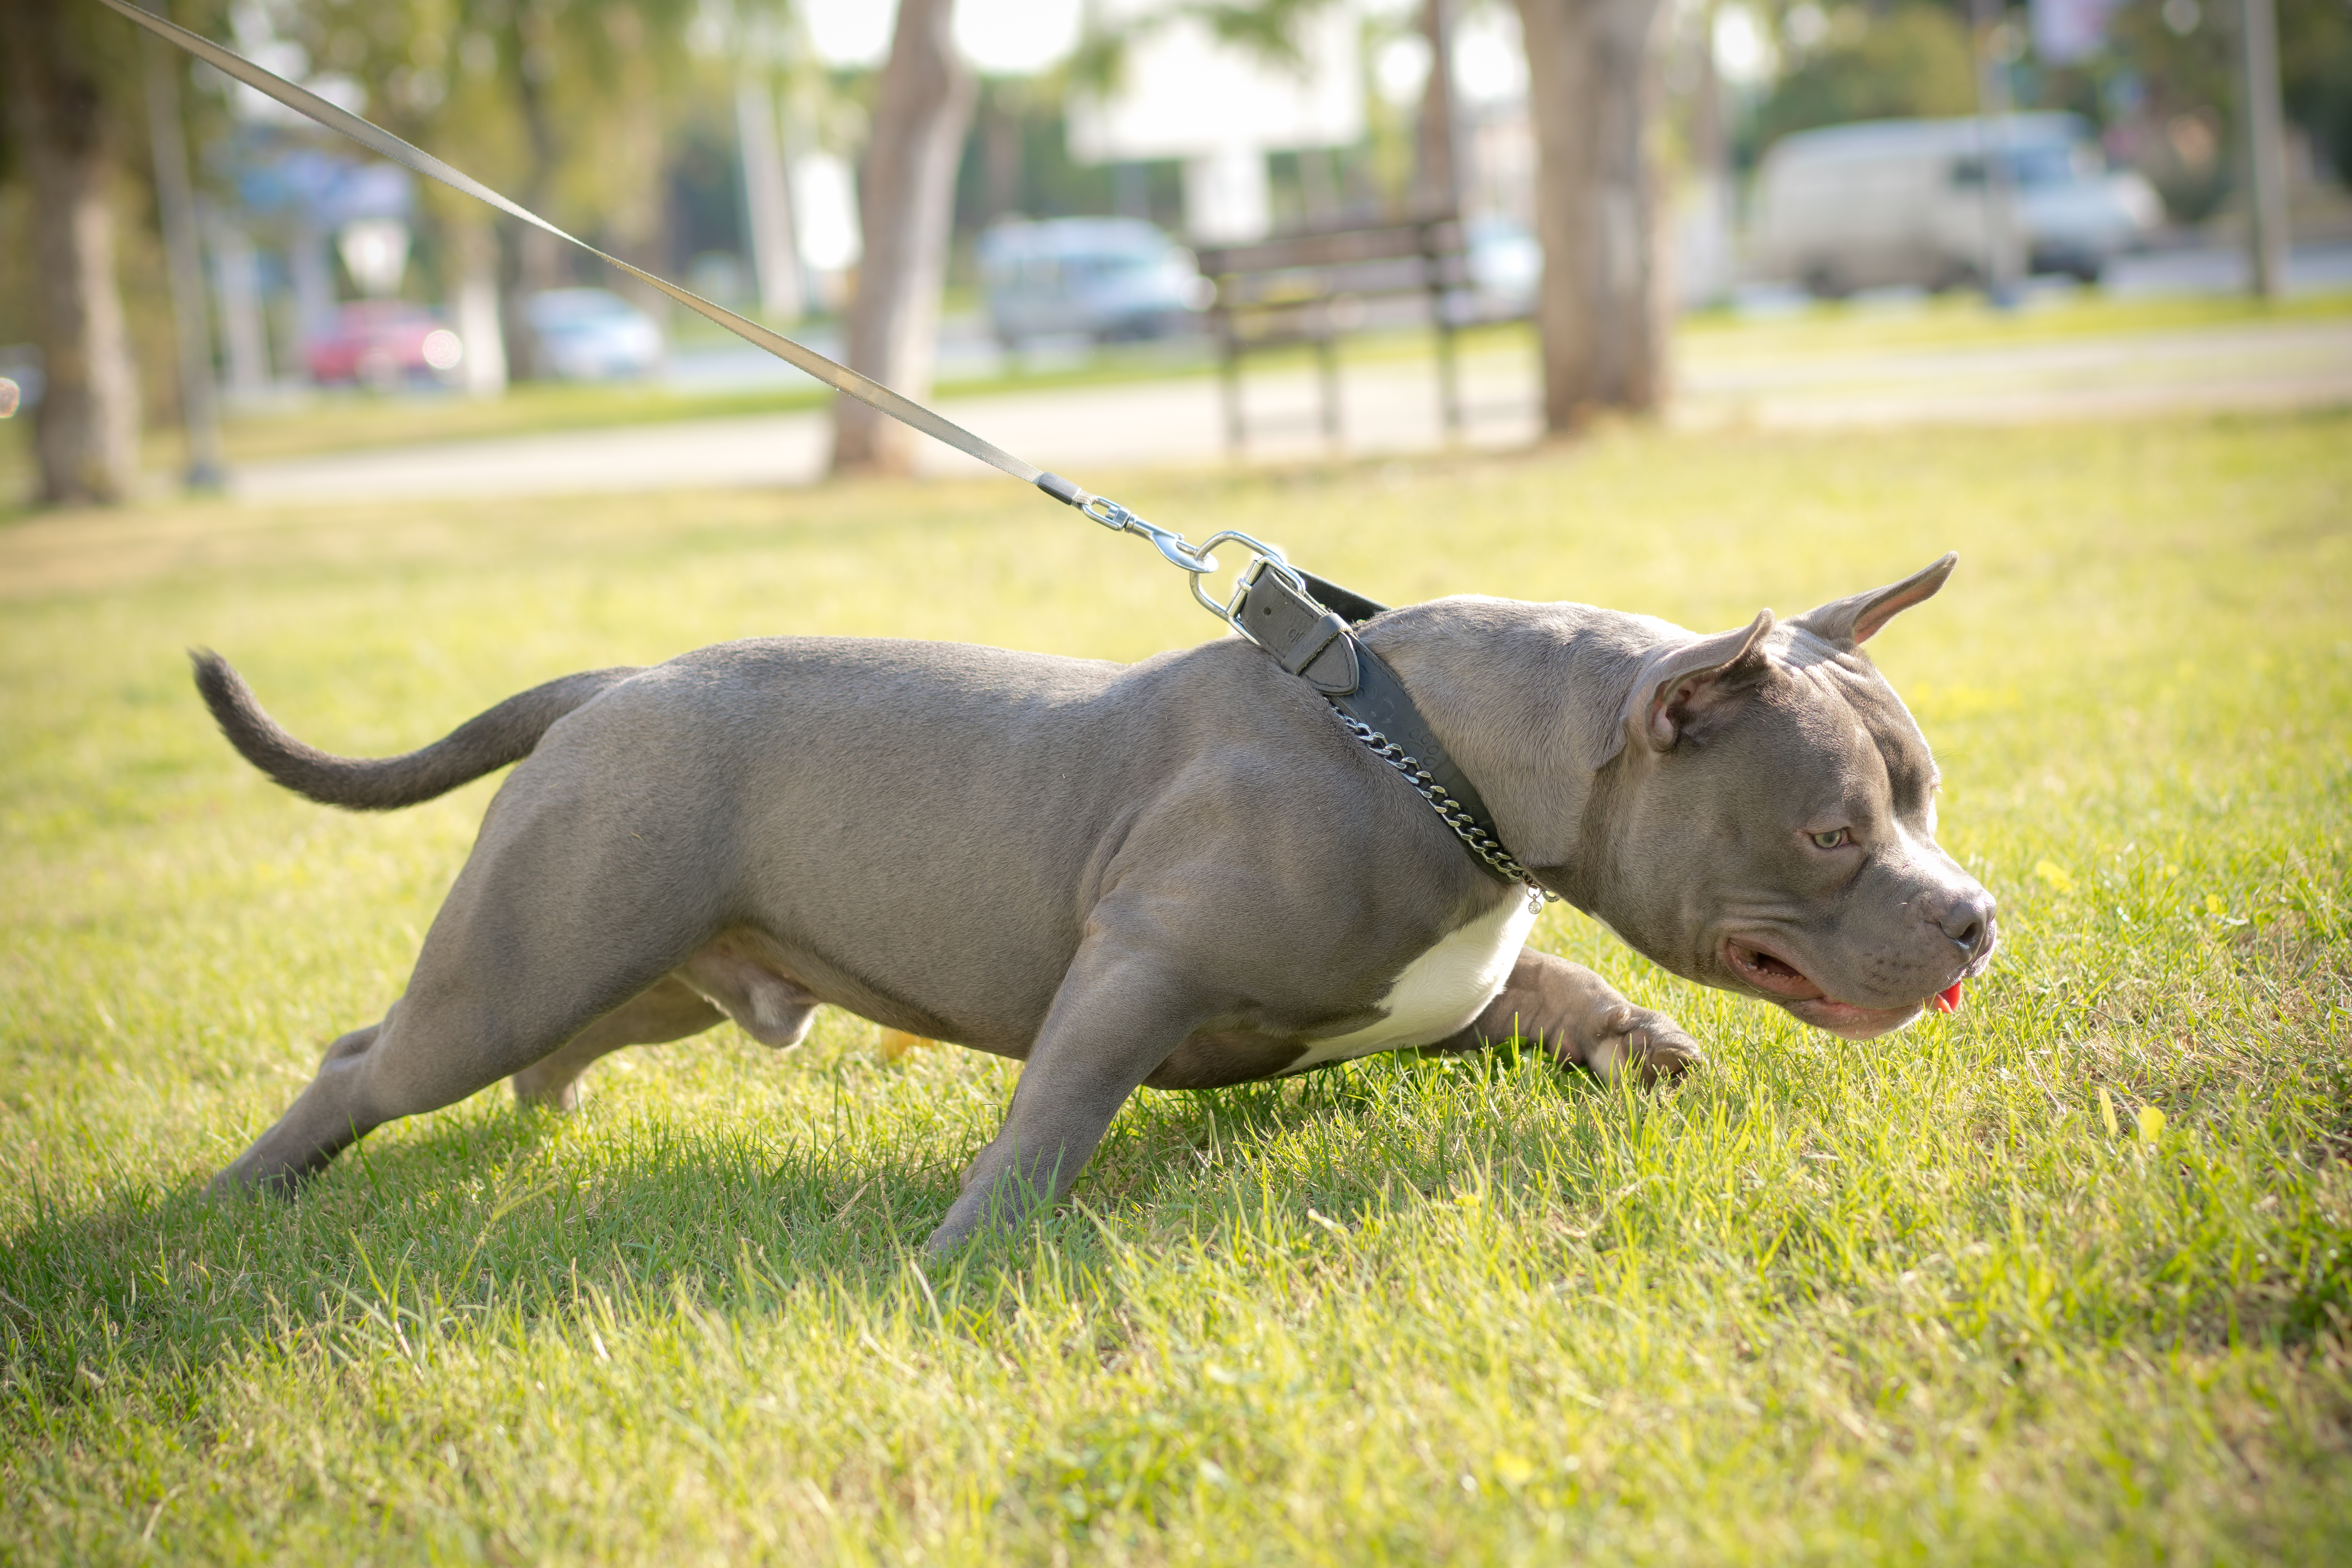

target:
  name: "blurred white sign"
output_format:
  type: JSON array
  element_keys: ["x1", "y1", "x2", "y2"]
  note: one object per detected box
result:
[
  {"x1": 2032, "y1": 0, "x2": 2124, "y2": 64},
  {"x1": 1067, "y1": 3, "x2": 1364, "y2": 163}
]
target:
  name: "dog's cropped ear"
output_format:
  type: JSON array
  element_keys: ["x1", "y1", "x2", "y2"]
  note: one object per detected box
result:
[
  {"x1": 1615, "y1": 609, "x2": 1776, "y2": 756},
  {"x1": 1793, "y1": 553, "x2": 1957, "y2": 648}
]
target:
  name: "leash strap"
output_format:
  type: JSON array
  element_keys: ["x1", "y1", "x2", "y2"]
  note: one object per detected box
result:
[
  {"x1": 99, "y1": 0, "x2": 1307, "y2": 628},
  {"x1": 96, "y1": 0, "x2": 1095, "y2": 505}
]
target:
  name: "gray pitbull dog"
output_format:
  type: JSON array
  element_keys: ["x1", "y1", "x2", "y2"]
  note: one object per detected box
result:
[{"x1": 196, "y1": 555, "x2": 1995, "y2": 1250}]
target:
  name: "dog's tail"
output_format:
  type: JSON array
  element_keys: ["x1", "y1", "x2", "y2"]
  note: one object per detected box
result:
[{"x1": 190, "y1": 651, "x2": 643, "y2": 812}]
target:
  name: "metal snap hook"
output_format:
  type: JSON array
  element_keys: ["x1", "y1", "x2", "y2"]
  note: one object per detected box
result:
[
  {"x1": 1186, "y1": 531, "x2": 1296, "y2": 632},
  {"x1": 1073, "y1": 495, "x2": 1292, "y2": 633},
  {"x1": 1143, "y1": 527, "x2": 1216, "y2": 574}
]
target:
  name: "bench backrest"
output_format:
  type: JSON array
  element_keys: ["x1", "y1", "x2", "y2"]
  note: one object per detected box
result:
[{"x1": 1194, "y1": 218, "x2": 1473, "y2": 345}]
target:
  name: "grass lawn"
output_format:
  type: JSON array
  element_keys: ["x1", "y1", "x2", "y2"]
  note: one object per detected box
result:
[
  {"x1": 1673, "y1": 285, "x2": 2352, "y2": 360},
  {"x1": 2, "y1": 410, "x2": 2348, "y2": 1563}
]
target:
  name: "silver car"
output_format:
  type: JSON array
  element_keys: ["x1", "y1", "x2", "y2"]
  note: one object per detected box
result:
[
  {"x1": 978, "y1": 219, "x2": 1210, "y2": 349},
  {"x1": 522, "y1": 287, "x2": 664, "y2": 381}
]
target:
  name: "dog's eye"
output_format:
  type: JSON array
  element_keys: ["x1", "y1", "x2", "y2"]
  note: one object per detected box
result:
[{"x1": 1810, "y1": 828, "x2": 1850, "y2": 850}]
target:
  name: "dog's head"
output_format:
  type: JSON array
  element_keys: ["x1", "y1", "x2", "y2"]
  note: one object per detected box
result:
[{"x1": 1574, "y1": 556, "x2": 1997, "y2": 1039}]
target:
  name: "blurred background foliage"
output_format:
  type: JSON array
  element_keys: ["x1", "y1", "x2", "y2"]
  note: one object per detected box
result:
[
  {"x1": 7, "y1": 0, "x2": 2350, "y2": 348},
  {"x1": 1747, "y1": 3, "x2": 1980, "y2": 154},
  {"x1": 0, "y1": 0, "x2": 2347, "y2": 501}
]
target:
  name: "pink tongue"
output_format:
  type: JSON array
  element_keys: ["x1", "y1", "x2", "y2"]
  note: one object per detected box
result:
[{"x1": 1933, "y1": 982, "x2": 1964, "y2": 1014}]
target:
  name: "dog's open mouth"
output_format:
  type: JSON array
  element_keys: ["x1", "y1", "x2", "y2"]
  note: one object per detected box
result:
[
  {"x1": 1723, "y1": 937, "x2": 1823, "y2": 1000},
  {"x1": 1722, "y1": 936, "x2": 1959, "y2": 1039}
]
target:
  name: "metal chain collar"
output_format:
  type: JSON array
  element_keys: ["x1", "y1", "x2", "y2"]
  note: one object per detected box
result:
[{"x1": 1331, "y1": 711, "x2": 1556, "y2": 914}]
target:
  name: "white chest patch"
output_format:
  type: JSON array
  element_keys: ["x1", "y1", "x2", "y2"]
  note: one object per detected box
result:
[{"x1": 1282, "y1": 896, "x2": 1540, "y2": 1073}]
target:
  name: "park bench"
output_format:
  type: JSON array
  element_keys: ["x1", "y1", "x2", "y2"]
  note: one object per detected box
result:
[{"x1": 1192, "y1": 214, "x2": 1492, "y2": 454}]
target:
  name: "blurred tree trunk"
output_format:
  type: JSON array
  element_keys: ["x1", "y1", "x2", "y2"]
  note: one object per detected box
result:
[
  {"x1": 504, "y1": 12, "x2": 572, "y2": 382},
  {"x1": 598, "y1": 3, "x2": 672, "y2": 332},
  {"x1": 739, "y1": 74, "x2": 806, "y2": 317},
  {"x1": 1415, "y1": 0, "x2": 1461, "y2": 216},
  {"x1": 831, "y1": 0, "x2": 976, "y2": 476},
  {"x1": 2, "y1": 0, "x2": 141, "y2": 504},
  {"x1": 1514, "y1": 0, "x2": 1671, "y2": 429}
]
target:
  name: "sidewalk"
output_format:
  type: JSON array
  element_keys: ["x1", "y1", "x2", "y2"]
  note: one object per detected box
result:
[{"x1": 227, "y1": 314, "x2": 2352, "y2": 505}]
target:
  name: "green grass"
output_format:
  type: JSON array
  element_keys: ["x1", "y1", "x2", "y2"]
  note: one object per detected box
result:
[
  {"x1": 3, "y1": 411, "x2": 2349, "y2": 1563},
  {"x1": 1676, "y1": 284, "x2": 2352, "y2": 360}
]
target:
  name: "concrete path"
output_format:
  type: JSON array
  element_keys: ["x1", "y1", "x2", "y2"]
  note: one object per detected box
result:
[
  {"x1": 229, "y1": 314, "x2": 2352, "y2": 505},
  {"x1": 1673, "y1": 316, "x2": 2352, "y2": 429}
]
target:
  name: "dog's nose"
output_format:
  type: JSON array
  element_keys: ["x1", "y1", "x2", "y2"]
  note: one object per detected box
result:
[{"x1": 1929, "y1": 887, "x2": 1997, "y2": 959}]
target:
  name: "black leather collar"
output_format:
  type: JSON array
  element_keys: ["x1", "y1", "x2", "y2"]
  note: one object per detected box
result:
[{"x1": 1236, "y1": 562, "x2": 1536, "y2": 893}]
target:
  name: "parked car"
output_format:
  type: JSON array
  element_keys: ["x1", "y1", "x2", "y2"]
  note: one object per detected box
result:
[
  {"x1": 1753, "y1": 114, "x2": 2161, "y2": 296},
  {"x1": 304, "y1": 301, "x2": 463, "y2": 387},
  {"x1": 977, "y1": 219, "x2": 1211, "y2": 349},
  {"x1": 523, "y1": 287, "x2": 663, "y2": 380}
]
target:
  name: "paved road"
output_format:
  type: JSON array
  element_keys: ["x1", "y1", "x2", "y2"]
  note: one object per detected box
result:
[{"x1": 229, "y1": 311, "x2": 2352, "y2": 505}]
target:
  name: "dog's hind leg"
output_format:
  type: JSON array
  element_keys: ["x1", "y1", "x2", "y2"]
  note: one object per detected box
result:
[
  {"x1": 209, "y1": 781, "x2": 726, "y2": 1197},
  {"x1": 211, "y1": 941, "x2": 706, "y2": 1195},
  {"x1": 507, "y1": 935, "x2": 829, "y2": 1110},
  {"x1": 508, "y1": 975, "x2": 725, "y2": 1111}
]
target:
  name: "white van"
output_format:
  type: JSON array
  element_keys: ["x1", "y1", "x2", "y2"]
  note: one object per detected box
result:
[{"x1": 1753, "y1": 114, "x2": 2160, "y2": 296}]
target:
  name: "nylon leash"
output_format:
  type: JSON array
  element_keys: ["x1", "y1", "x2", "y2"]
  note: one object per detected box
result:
[{"x1": 93, "y1": 0, "x2": 1284, "y2": 627}]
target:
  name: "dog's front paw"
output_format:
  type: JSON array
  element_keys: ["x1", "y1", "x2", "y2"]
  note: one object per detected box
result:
[{"x1": 1582, "y1": 1003, "x2": 1703, "y2": 1086}]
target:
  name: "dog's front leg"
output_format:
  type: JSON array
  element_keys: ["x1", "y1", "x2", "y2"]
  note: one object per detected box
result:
[
  {"x1": 927, "y1": 928, "x2": 1205, "y2": 1254},
  {"x1": 1449, "y1": 948, "x2": 1702, "y2": 1085}
]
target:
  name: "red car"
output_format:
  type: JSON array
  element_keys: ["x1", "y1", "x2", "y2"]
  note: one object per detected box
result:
[{"x1": 304, "y1": 301, "x2": 464, "y2": 387}]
